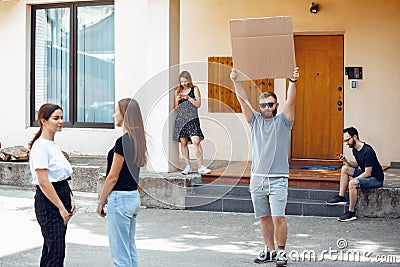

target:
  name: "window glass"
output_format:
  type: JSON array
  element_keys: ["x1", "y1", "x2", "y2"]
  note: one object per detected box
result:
[
  {"x1": 77, "y1": 5, "x2": 114, "y2": 123},
  {"x1": 34, "y1": 8, "x2": 70, "y2": 121},
  {"x1": 32, "y1": 2, "x2": 114, "y2": 127}
]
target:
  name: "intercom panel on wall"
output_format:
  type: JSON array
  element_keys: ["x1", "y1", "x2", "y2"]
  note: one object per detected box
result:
[{"x1": 345, "y1": 67, "x2": 363, "y2": 79}]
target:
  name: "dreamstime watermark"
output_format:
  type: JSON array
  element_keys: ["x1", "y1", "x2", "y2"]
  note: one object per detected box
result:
[{"x1": 288, "y1": 238, "x2": 400, "y2": 263}]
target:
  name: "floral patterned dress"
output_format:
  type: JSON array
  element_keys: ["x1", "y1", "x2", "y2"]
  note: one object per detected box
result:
[{"x1": 173, "y1": 88, "x2": 204, "y2": 143}]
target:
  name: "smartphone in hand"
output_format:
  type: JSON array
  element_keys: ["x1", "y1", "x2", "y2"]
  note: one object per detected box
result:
[{"x1": 336, "y1": 153, "x2": 345, "y2": 160}]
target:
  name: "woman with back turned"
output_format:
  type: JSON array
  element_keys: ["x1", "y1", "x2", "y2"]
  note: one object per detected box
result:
[{"x1": 97, "y1": 98, "x2": 147, "y2": 267}]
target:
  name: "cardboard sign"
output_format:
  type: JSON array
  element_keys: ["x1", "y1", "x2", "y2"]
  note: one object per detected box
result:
[{"x1": 230, "y1": 16, "x2": 296, "y2": 81}]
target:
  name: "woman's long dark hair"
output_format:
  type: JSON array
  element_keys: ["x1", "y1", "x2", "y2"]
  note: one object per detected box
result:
[
  {"x1": 176, "y1": 71, "x2": 195, "y2": 94},
  {"x1": 28, "y1": 103, "x2": 62, "y2": 149},
  {"x1": 118, "y1": 98, "x2": 147, "y2": 167}
]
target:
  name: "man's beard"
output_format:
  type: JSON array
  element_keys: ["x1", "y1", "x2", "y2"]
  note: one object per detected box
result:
[
  {"x1": 348, "y1": 140, "x2": 355, "y2": 148},
  {"x1": 261, "y1": 108, "x2": 277, "y2": 119}
]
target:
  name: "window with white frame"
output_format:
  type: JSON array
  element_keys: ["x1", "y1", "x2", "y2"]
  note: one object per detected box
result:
[{"x1": 31, "y1": 1, "x2": 115, "y2": 128}]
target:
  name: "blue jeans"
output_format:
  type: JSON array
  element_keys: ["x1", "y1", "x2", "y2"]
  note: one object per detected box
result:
[
  {"x1": 353, "y1": 168, "x2": 383, "y2": 189},
  {"x1": 107, "y1": 190, "x2": 140, "y2": 267}
]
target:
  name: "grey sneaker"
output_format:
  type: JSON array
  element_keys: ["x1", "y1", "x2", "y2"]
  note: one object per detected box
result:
[
  {"x1": 326, "y1": 195, "x2": 347, "y2": 205},
  {"x1": 254, "y1": 249, "x2": 276, "y2": 264},
  {"x1": 338, "y1": 211, "x2": 357, "y2": 222},
  {"x1": 276, "y1": 250, "x2": 287, "y2": 267},
  {"x1": 181, "y1": 166, "x2": 192, "y2": 175}
]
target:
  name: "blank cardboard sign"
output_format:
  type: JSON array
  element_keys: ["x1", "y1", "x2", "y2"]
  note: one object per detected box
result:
[{"x1": 230, "y1": 16, "x2": 296, "y2": 81}]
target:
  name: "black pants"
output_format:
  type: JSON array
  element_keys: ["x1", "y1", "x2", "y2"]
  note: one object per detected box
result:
[{"x1": 34, "y1": 180, "x2": 72, "y2": 267}]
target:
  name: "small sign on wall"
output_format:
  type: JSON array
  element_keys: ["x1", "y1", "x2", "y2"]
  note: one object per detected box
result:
[{"x1": 350, "y1": 79, "x2": 358, "y2": 90}]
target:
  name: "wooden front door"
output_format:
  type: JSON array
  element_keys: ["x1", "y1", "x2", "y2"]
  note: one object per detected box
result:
[{"x1": 291, "y1": 35, "x2": 344, "y2": 160}]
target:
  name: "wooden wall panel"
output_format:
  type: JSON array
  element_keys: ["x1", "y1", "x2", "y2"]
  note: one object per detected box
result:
[{"x1": 208, "y1": 57, "x2": 274, "y2": 113}]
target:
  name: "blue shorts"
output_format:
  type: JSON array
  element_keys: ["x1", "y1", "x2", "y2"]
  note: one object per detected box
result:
[{"x1": 353, "y1": 168, "x2": 383, "y2": 189}]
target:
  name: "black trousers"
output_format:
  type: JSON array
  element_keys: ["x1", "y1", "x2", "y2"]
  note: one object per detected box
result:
[{"x1": 34, "y1": 180, "x2": 72, "y2": 267}]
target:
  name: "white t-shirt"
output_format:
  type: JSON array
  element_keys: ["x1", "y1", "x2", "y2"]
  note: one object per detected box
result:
[{"x1": 29, "y1": 138, "x2": 73, "y2": 185}]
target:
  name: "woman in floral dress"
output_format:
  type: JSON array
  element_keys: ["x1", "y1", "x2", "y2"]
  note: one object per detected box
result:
[{"x1": 173, "y1": 71, "x2": 211, "y2": 175}]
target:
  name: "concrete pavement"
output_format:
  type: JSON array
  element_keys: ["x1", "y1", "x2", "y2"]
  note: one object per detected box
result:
[{"x1": 0, "y1": 185, "x2": 399, "y2": 267}]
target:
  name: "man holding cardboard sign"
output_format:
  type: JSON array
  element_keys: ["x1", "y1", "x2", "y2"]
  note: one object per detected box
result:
[
  {"x1": 230, "y1": 16, "x2": 298, "y2": 267},
  {"x1": 231, "y1": 68, "x2": 298, "y2": 266}
]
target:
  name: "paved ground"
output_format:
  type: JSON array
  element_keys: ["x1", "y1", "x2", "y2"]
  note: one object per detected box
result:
[{"x1": 0, "y1": 185, "x2": 399, "y2": 267}]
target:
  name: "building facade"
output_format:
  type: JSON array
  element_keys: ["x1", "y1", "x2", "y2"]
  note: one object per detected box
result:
[{"x1": 0, "y1": 0, "x2": 399, "y2": 172}]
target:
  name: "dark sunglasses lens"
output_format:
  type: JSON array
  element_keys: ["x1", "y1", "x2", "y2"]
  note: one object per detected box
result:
[{"x1": 259, "y1": 102, "x2": 275, "y2": 108}]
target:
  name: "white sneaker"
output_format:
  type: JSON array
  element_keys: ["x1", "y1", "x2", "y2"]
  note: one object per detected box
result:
[
  {"x1": 181, "y1": 166, "x2": 192, "y2": 175},
  {"x1": 198, "y1": 165, "x2": 211, "y2": 174},
  {"x1": 276, "y1": 250, "x2": 288, "y2": 267}
]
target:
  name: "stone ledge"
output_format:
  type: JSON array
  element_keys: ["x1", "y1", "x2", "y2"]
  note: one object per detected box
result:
[
  {"x1": 358, "y1": 187, "x2": 400, "y2": 218},
  {"x1": 0, "y1": 161, "x2": 32, "y2": 188},
  {"x1": 0, "y1": 161, "x2": 101, "y2": 193},
  {"x1": 138, "y1": 172, "x2": 202, "y2": 209},
  {"x1": 0, "y1": 162, "x2": 202, "y2": 210},
  {"x1": 98, "y1": 171, "x2": 202, "y2": 210}
]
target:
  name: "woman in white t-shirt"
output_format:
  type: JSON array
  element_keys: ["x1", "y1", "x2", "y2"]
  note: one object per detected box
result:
[{"x1": 28, "y1": 103, "x2": 76, "y2": 267}]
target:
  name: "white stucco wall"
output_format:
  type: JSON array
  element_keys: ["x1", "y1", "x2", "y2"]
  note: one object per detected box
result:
[
  {"x1": 0, "y1": 0, "x2": 399, "y2": 168},
  {"x1": 180, "y1": 0, "x2": 400, "y2": 165},
  {"x1": 0, "y1": 0, "x2": 180, "y2": 172}
]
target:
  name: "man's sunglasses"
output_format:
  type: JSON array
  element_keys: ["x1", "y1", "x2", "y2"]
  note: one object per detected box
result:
[{"x1": 259, "y1": 102, "x2": 276, "y2": 108}]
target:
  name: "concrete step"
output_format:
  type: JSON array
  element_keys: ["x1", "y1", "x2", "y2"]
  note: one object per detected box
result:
[
  {"x1": 185, "y1": 193, "x2": 253, "y2": 213},
  {"x1": 286, "y1": 199, "x2": 347, "y2": 217},
  {"x1": 288, "y1": 187, "x2": 349, "y2": 201},
  {"x1": 186, "y1": 182, "x2": 348, "y2": 217},
  {"x1": 192, "y1": 182, "x2": 249, "y2": 197},
  {"x1": 191, "y1": 182, "x2": 345, "y2": 201},
  {"x1": 185, "y1": 193, "x2": 348, "y2": 217}
]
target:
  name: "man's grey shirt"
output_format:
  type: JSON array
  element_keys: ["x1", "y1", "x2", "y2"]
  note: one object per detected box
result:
[{"x1": 249, "y1": 111, "x2": 293, "y2": 191}]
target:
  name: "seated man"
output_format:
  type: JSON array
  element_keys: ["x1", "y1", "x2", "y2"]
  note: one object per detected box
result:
[{"x1": 326, "y1": 126, "x2": 384, "y2": 222}]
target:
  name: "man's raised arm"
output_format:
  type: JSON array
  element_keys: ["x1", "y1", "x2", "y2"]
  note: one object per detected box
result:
[
  {"x1": 283, "y1": 67, "x2": 299, "y2": 122},
  {"x1": 230, "y1": 69, "x2": 254, "y2": 122}
]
